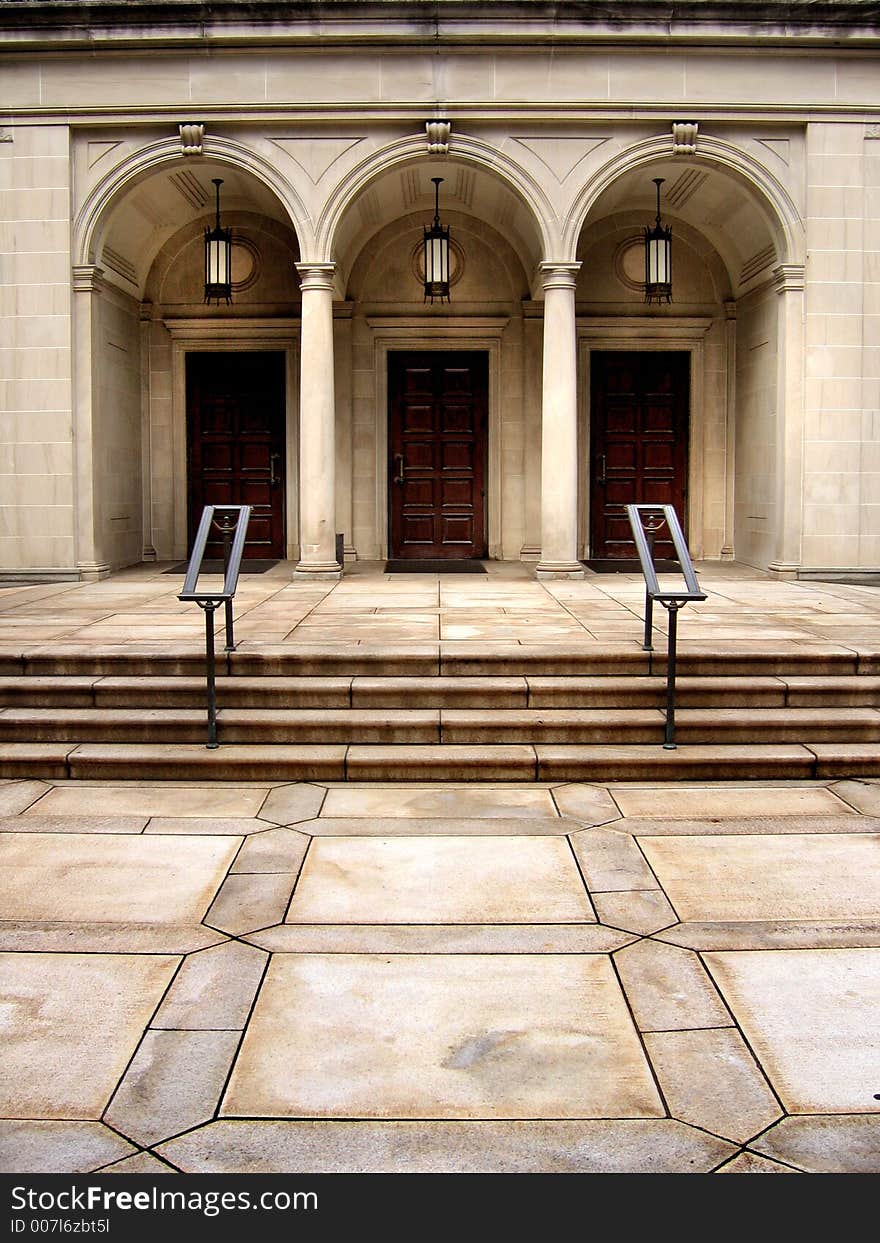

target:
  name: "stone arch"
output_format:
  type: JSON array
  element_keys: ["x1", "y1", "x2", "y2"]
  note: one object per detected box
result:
[
  {"x1": 314, "y1": 130, "x2": 557, "y2": 272},
  {"x1": 563, "y1": 132, "x2": 804, "y2": 267},
  {"x1": 73, "y1": 133, "x2": 313, "y2": 270}
]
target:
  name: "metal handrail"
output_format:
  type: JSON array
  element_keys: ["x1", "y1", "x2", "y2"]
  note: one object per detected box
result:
[
  {"x1": 178, "y1": 504, "x2": 252, "y2": 749},
  {"x1": 625, "y1": 504, "x2": 706, "y2": 749}
]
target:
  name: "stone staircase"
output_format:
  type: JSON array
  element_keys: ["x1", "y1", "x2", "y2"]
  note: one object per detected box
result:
[{"x1": 1, "y1": 640, "x2": 880, "y2": 781}]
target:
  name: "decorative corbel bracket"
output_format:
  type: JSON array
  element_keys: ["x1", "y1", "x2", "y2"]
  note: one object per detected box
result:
[
  {"x1": 672, "y1": 122, "x2": 698, "y2": 155},
  {"x1": 426, "y1": 120, "x2": 451, "y2": 155},
  {"x1": 179, "y1": 123, "x2": 204, "y2": 156}
]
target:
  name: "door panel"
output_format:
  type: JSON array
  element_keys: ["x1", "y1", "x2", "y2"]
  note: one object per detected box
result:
[
  {"x1": 389, "y1": 351, "x2": 488, "y2": 560},
  {"x1": 589, "y1": 351, "x2": 689, "y2": 562},
  {"x1": 186, "y1": 352, "x2": 285, "y2": 560}
]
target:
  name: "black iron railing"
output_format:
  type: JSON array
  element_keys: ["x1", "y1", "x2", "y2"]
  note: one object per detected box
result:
[
  {"x1": 625, "y1": 504, "x2": 706, "y2": 749},
  {"x1": 178, "y1": 504, "x2": 252, "y2": 748}
]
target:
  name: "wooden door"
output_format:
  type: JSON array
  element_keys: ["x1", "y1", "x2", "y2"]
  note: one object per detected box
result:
[
  {"x1": 589, "y1": 351, "x2": 690, "y2": 562},
  {"x1": 389, "y1": 352, "x2": 488, "y2": 560},
  {"x1": 186, "y1": 351, "x2": 285, "y2": 560}
]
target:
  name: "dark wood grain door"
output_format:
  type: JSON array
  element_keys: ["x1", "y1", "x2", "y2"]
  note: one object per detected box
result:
[
  {"x1": 186, "y1": 351, "x2": 285, "y2": 560},
  {"x1": 389, "y1": 352, "x2": 488, "y2": 560},
  {"x1": 589, "y1": 351, "x2": 689, "y2": 561}
]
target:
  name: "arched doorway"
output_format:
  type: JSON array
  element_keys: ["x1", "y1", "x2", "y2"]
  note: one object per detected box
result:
[
  {"x1": 573, "y1": 151, "x2": 801, "y2": 572},
  {"x1": 327, "y1": 153, "x2": 545, "y2": 564},
  {"x1": 72, "y1": 145, "x2": 305, "y2": 572}
]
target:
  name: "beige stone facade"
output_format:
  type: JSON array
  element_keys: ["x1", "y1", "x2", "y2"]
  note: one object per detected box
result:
[{"x1": 1, "y1": 1, "x2": 878, "y2": 580}]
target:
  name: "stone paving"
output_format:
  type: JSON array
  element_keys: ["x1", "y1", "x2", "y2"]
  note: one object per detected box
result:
[
  {"x1": 0, "y1": 561, "x2": 879, "y2": 1173},
  {"x1": 1, "y1": 772, "x2": 879, "y2": 1173}
]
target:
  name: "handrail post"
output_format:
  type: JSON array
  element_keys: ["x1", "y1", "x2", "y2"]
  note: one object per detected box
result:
[
  {"x1": 214, "y1": 510, "x2": 237, "y2": 652},
  {"x1": 641, "y1": 514, "x2": 664, "y2": 651},
  {"x1": 663, "y1": 601, "x2": 682, "y2": 748},
  {"x1": 198, "y1": 600, "x2": 220, "y2": 749}
]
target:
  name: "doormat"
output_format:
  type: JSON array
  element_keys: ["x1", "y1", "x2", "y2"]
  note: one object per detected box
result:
[
  {"x1": 163, "y1": 560, "x2": 279, "y2": 574},
  {"x1": 583, "y1": 559, "x2": 681, "y2": 573},
  {"x1": 384, "y1": 560, "x2": 487, "y2": 574}
]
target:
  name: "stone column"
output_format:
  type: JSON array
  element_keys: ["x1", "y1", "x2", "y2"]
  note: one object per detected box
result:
[
  {"x1": 536, "y1": 262, "x2": 584, "y2": 578},
  {"x1": 721, "y1": 300, "x2": 737, "y2": 560},
  {"x1": 71, "y1": 264, "x2": 111, "y2": 580},
  {"x1": 294, "y1": 262, "x2": 342, "y2": 579},
  {"x1": 768, "y1": 264, "x2": 806, "y2": 577}
]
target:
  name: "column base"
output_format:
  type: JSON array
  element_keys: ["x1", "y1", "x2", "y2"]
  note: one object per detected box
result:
[
  {"x1": 535, "y1": 560, "x2": 585, "y2": 579},
  {"x1": 77, "y1": 561, "x2": 112, "y2": 582},
  {"x1": 766, "y1": 560, "x2": 800, "y2": 580},
  {"x1": 293, "y1": 560, "x2": 343, "y2": 581}
]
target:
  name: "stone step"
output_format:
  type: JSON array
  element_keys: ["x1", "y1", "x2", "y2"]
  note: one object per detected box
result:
[
  {"x1": 1, "y1": 741, "x2": 876, "y2": 783},
  {"x1": 1, "y1": 705, "x2": 879, "y2": 746},
  {"x1": 2, "y1": 640, "x2": 875, "y2": 680},
  {"x1": 1, "y1": 673, "x2": 879, "y2": 711}
]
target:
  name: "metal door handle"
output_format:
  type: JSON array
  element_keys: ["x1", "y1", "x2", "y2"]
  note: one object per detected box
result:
[
  {"x1": 269, "y1": 452, "x2": 281, "y2": 486},
  {"x1": 596, "y1": 453, "x2": 606, "y2": 485},
  {"x1": 393, "y1": 453, "x2": 405, "y2": 484}
]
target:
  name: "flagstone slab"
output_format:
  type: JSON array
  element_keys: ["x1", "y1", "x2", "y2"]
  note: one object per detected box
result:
[
  {"x1": 222, "y1": 954, "x2": 663, "y2": 1120},
  {"x1": 245, "y1": 923, "x2": 633, "y2": 954},
  {"x1": 27, "y1": 785, "x2": 269, "y2": 819},
  {"x1": 658, "y1": 920, "x2": 880, "y2": 951},
  {"x1": 616, "y1": 815, "x2": 880, "y2": 837},
  {"x1": 0, "y1": 923, "x2": 226, "y2": 954},
  {"x1": 0, "y1": 834, "x2": 239, "y2": 924},
  {"x1": 255, "y1": 783, "x2": 326, "y2": 824},
  {"x1": 105, "y1": 1030, "x2": 242, "y2": 1147},
  {"x1": 0, "y1": 780, "x2": 50, "y2": 815},
  {"x1": 831, "y1": 778, "x2": 880, "y2": 815},
  {"x1": 285, "y1": 837, "x2": 594, "y2": 924},
  {"x1": 568, "y1": 827, "x2": 658, "y2": 891},
  {"x1": 643, "y1": 1027, "x2": 782, "y2": 1144},
  {"x1": 152, "y1": 941, "x2": 268, "y2": 1030},
  {"x1": 158, "y1": 1117, "x2": 735, "y2": 1174},
  {"x1": 319, "y1": 785, "x2": 558, "y2": 819},
  {"x1": 750, "y1": 1115, "x2": 880, "y2": 1173},
  {"x1": 703, "y1": 949, "x2": 880, "y2": 1114},
  {"x1": 0, "y1": 1121, "x2": 138, "y2": 1174},
  {"x1": 639, "y1": 834, "x2": 880, "y2": 922},
  {"x1": 549, "y1": 784, "x2": 622, "y2": 824},
  {"x1": 611, "y1": 785, "x2": 851, "y2": 819},
  {"x1": 231, "y1": 827, "x2": 310, "y2": 874},
  {"x1": 144, "y1": 817, "x2": 270, "y2": 835},
  {"x1": 591, "y1": 889, "x2": 678, "y2": 935},
  {"x1": 301, "y1": 816, "x2": 576, "y2": 837},
  {"x1": 205, "y1": 873, "x2": 299, "y2": 935},
  {"x1": 0, "y1": 814, "x2": 148, "y2": 833},
  {"x1": 614, "y1": 939, "x2": 731, "y2": 1031},
  {"x1": 0, "y1": 953, "x2": 178, "y2": 1118}
]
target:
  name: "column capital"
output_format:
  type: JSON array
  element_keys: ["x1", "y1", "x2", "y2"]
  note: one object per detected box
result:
[
  {"x1": 296, "y1": 261, "x2": 337, "y2": 294},
  {"x1": 538, "y1": 261, "x2": 581, "y2": 292},
  {"x1": 71, "y1": 264, "x2": 105, "y2": 294}
]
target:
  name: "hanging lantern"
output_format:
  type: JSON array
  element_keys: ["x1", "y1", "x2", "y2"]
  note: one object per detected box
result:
[
  {"x1": 423, "y1": 176, "x2": 451, "y2": 303},
  {"x1": 644, "y1": 177, "x2": 672, "y2": 304},
  {"x1": 204, "y1": 178, "x2": 232, "y2": 305}
]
